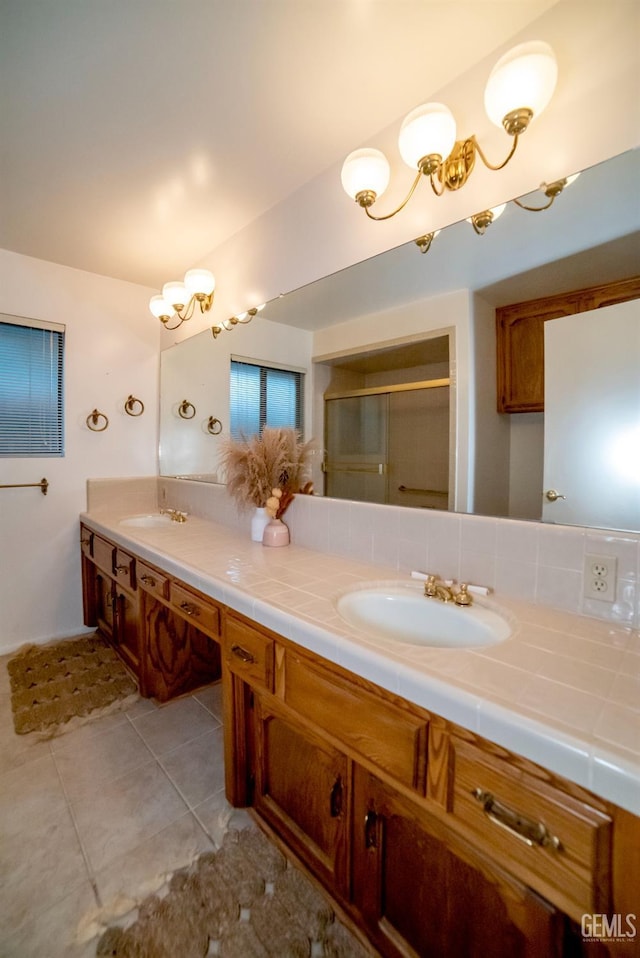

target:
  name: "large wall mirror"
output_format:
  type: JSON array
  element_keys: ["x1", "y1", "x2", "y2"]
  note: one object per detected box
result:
[{"x1": 160, "y1": 148, "x2": 640, "y2": 534}]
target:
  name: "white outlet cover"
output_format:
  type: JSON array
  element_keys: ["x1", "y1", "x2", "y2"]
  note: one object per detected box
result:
[{"x1": 583, "y1": 553, "x2": 618, "y2": 602}]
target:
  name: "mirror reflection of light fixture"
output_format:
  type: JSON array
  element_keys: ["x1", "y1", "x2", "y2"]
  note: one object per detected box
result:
[
  {"x1": 513, "y1": 173, "x2": 580, "y2": 212},
  {"x1": 341, "y1": 41, "x2": 558, "y2": 221},
  {"x1": 211, "y1": 303, "x2": 265, "y2": 339},
  {"x1": 467, "y1": 203, "x2": 507, "y2": 235},
  {"x1": 414, "y1": 230, "x2": 441, "y2": 254},
  {"x1": 149, "y1": 268, "x2": 216, "y2": 329}
]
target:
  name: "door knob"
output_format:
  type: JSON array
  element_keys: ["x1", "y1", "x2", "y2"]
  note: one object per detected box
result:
[{"x1": 544, "y1": 489, "x2": 566, "y2": 502}]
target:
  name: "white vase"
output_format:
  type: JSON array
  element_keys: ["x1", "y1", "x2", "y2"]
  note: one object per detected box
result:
[{"x1": 250, "y1": 507, "x2": 270, "y2": 542}]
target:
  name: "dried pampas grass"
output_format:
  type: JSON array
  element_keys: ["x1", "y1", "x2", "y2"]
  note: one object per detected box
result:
[{"x1": 220, "y1": 427, "x2": 314, "y2": 512}]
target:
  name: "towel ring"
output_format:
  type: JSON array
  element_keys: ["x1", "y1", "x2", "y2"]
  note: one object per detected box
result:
[
  {"x1": 124, "y1": 395, "x2": 144, "y2": 417},
  {"x1": 207, "y1": 416, "x2": 223, "y2": 435},
  {"x1": 87, "y1": 409, "x2": 109, "y2": 432},
  {"x1": 178, "y1": 400, "x2": 196, "y2": 420}
]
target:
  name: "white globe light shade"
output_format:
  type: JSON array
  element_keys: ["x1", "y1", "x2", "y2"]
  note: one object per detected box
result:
[
  {"x1": 163, "y1": 281, "x2": 188, "y2": 308},
  {"x1": 488, "y1": 202, "x2": 506, "y2": 221},
  {"x1": 398, "y1": 103, "x2": 457, "y2": 170},
  {"x1": 184, "y1": 268, "x2": 216, "y2": 296},
  {"x1": 341, "y1": 148, "x2": 390, "y2": 200},
  {"x1": 149, "y1": 294, "x2": 175, "y2": 319},
  {"x1": 484, "y1": 41, "x2": 558, "y2": 127}
]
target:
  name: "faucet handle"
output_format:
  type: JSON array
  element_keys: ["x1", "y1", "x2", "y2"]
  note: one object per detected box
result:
[
  {"x1": 424, "y1": 575, "x2": 438, "y2": 597},
  {"x1": 454, "y1": 583, "x2": 473, "y2": 606}
]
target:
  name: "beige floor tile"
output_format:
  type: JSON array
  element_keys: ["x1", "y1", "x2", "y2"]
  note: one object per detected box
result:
[
  {"x1": 71, "y1": 759, "x2": 189, "y2": 873},
  {"x1": 93, "y1": 811, "x2": 215, "y2": 916},
  {"x1": 131, "y1": 695, "x2": 220, "y2": 757},
  {"x1": 49, "y1": 709, "x2": 130, "y2": 753},
  {"x1": 53, "y1": 720, "x2": 154, "y2": 803},
  {"x1": 193, "y1": 787, "x2": 256, "y2": 847},
  {"x1": 161, "y1": 726, "x2": 225, "y2": 807},
  {"x1": 193, "y1": 680, "x2": 224, "y2": 720},
  {"x1": 0, "y1": 752, "x2": 67, "y2": 833},
  {"x1": 1, "y1": 802, "x2": 90, "y2": 940},
  {"x1": 1, "y1": 879, "x2": 98, "y2": 958}
]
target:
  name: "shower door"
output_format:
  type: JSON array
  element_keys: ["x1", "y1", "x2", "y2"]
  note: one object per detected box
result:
[
  {"x1": 324, "y1": 394, "x2": 389, "y2": 503},
  {"x1": 324, "y1": 385, "x2": 449, "y2": 508}
]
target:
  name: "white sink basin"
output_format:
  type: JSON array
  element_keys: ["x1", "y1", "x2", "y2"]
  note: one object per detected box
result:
[
  {"x1": 336, "y1": 585, "x2": 511, "y2": 648},
  {"x1": 119, "y1": 514, "x2": 174, "y2": 528}
]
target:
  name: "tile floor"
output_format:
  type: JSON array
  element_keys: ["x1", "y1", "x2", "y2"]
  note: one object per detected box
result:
[{"x1": 0, "y1": 656, "x2": 252, "y2": 958}]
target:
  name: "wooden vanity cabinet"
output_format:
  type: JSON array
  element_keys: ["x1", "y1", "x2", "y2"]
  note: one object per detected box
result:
[
  {"x1": 80, "y1": 525, "x2": 221, "y2": 701},
  {"x1": 352, "y1": 765, "x2": 562, "y2": 958},
  {"x1": 81, "y1": 527, "x2": 141, "y2": 678},
  {"x1": 223, "y1": 610, "x2": 637, "y2": 958},
  {"x1": 496, "y1": 276, "x2": 640, "y2": 413},
  {"x1": 140, "y1": 574, "x2": 221, "y2": 703}
]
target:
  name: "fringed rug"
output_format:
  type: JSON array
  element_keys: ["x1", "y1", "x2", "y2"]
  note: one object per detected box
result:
[
  {"x1": 7, "y1": 633, "x2": 138, "y2": 736},
  {"x1": 96, "y1": 827, "x2": 375, "y2": 958}
]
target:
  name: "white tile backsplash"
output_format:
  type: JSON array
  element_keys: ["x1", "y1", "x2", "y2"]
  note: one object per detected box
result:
[{"x1": 98, "y1": 478, "x2": 639, "y2": 630}]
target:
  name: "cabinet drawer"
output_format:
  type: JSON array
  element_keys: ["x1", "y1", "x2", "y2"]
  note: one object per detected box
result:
[
  {"x1": 137, "y1": 560, "x2": 169, "y2": 600},
  {"x1": 284, "y1": 652, "x2": 428, "y2": 792},
  {"x1": 80, "y1": 525, "x2": 93, "y2": 557},
  {"x1": 114, "y1": 547, "x2": 136, "y2": 591},
  {"x1": 451, "y1": 739, "x2": 612, "y2": 919},
  {"x1": 223, "y1": 616, "x2": 274, "y2": 691},
  {"x1": 92, "y1": 533, "x2": 115, "y2": 575},
  {"x1": 170, "y1": 582, "x2": 220, "y2": 638}
]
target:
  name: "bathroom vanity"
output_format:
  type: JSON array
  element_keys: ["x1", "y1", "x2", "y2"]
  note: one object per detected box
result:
[{"x1": 79, "y1": 514, "x2": 640, "y2": 958}]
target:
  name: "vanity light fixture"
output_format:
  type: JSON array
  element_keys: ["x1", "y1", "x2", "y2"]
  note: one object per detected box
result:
[
  {"x1": 467, "y1": 202, "x2": 507, "y2": 235},
  {"x1": 513, "y1": 173, "x2": 580, "y2": 212},
  {"x1": 211, "y1": 303, "x2": 265, "y2": 339},
  {"x1": 414, "y1": 230, "x2": 441, "y2": 254},
  {"x1": 341, "y1": 41, "x2": 558, "y2": 222},
  {"x1": 149, "y1": 268, "x2": 216, "y2": 330}
]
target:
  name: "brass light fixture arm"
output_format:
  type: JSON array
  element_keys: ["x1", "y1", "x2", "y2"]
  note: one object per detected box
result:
[
  {"x1": 361, "y1": 168, "x2": 424, "y2": 221},
  {"x1": 472, "y1": 131, "x2": 521, "y2": 173}
]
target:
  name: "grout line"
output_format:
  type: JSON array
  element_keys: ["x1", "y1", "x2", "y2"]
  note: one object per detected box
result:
[{"x1": 50, "y1": 746, "x2": 103, "y2": 908}]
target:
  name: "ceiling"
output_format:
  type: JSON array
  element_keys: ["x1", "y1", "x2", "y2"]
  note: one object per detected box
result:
[{"x1": 0, "y1": 0, "x2": 558, "y2": 290}]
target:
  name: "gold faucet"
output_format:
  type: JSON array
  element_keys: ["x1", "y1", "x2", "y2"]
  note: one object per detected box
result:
[
  {"x1": 160, "y1": 509, "x2": 188, "y2": 522},
  {"x1": 424, "y1": 576, "x2": 473, "y2": 606}
]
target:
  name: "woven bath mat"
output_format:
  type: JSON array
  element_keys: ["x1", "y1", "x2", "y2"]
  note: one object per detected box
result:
[
  {"x1": 7, "y1": 633, "x2": 138, "y2": 736},
  {"x1": 96, "y1": 827, "x2": 375, "y2": 958}
]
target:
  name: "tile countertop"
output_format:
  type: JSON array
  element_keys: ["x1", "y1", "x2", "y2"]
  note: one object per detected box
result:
[{"x1": 80, "y1": 511, "x2": 640, "y2": 816}]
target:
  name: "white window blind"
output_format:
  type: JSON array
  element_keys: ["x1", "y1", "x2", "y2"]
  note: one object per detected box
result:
[
  {"x1": 0, "y1": 317, "x2": 65, "y2": 457},
  {"x1": 230, "y1": 359, "x2": 303, "y2": 439}
]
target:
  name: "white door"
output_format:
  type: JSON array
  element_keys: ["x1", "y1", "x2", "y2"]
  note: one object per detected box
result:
[{"x1": 542, "y1": 299, "x2": 640, "y2": 531}]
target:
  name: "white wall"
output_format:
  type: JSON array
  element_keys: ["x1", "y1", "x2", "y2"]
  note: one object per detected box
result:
[
  {"x1": 161, "y1": 2, "x2": 640, "y2": 344},
  {"x1": 0, "y1": 250, "x2": 159, "y2": 653}
]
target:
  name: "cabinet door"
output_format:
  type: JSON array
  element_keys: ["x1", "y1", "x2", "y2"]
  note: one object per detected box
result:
[
  {"x1": 253, "y1": 700, "x2": 349, "y2": 896},
  {"x1": 114, "y1": 586, "x2": 140, "y2": 678},
  {"x1": 353, "y1": 766, "x2": 561, "y2": 958},
  {"x1": 95, "y1": 571, "x2": 115, "y2": 640},
  {"x1": 143, "y1": 598, "x2": 221, "y2": 702}
]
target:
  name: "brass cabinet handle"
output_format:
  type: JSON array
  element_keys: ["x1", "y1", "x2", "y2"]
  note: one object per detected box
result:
[
  {"x1": 364, "y1": 809, "x2": 378, "y2": 849},
  {"x1": 140, "y1": 574, "x2": 156, "y2": 586},
  {"x1": 471, "y1": 788, "x2": 561, "y2": 850},
  {"x1": 179, "y1": 601, "x2": 200, "y2": 617},
  {"x1": 330, "y1": 776, "x2": 343, "y2": 818},
  {"x1": 231, "y1": 644, "x2": 255, "y2": 664},
  {"x1": 178, "y1": 400, "x2": 196, "y2": 420},
  {"x1": 206, "y1": 416, "x2": 223, "y2": 435},
  {"x1": 114, "y1": 564, "x2": 130, "y2": 576}
]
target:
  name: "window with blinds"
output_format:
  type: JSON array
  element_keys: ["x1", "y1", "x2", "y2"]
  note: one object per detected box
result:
[
  {"x1": 0, "y1": 315, "x2": 65, "y2": 457},
  {"x1": 230, "y1": 358, "x2": 304, "y2": 439}
]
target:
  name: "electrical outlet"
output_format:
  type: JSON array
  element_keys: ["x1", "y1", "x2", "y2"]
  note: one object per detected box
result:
[{"x1": 583, "y1": 553, "x2": 618, "y2": 602}]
